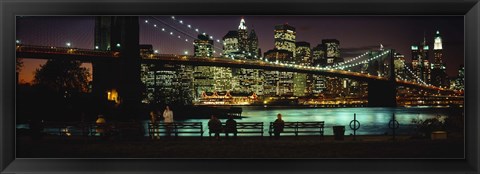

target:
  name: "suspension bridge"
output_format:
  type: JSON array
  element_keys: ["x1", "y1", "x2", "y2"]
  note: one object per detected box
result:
[{"x1": 16, "y1": 16, "x2": 461, "y2": 109}]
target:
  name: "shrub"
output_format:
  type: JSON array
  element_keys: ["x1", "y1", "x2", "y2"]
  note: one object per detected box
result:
[{"x1": 411, "y1": 115, "x2": 446, "y2": 138}]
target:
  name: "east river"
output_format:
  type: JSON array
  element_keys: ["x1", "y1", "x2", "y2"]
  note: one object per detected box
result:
[
  {"x1": 141, "y1": 106, "x2": 463, "y2": 136},
  {"x1": 16, "y1": 106, "x2": 463, "y2": 136}
]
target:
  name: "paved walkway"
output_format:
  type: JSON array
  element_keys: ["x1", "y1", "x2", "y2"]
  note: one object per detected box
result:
[{"x1": 17, "y1": 134, "x2": 464, "y2": 158}]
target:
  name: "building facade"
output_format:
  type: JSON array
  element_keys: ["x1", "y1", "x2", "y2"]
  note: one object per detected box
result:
[
  {"x1": 222, "y1": 30, "x2": 241, "y2": 58},
  {"x1": 295, "y1": 41, "x2": 312, "y2": 66},
  {"x1": 274, "y1": 24, "x2": 296, "y2": 59},
  {"x1": 430, "y1": 30, "x2": 449, "y2": 88},
  {"x1": 194, "y1": 34, "x2": 214, "y2": 57},
  {"x1": 455, "y1": 65, "x2": 464, "y2": 91},
  {"x1": 393, "y1": 53, "x2": 406, "y2": 80},
  {"x1": 312, "y1": 44, "x2": 326, "y2": 67},
  {"x1": 411, "y1": 36, "x2": 430, "y2": 84},
  {"x1": 322, "y1": 39, "x2": 342, "y2": 66}
]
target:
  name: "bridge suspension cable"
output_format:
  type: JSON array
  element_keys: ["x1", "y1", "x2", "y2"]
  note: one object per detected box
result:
[
  {"x1": 143, "y1": 16, "x2": 224, "y2": 55},
  {"x1": 400, "y1": 61, "x2": 429, "y2": 86},
  {"x1": 169, "y1": 16, "x2": 223, "y2": 45},
  {"x1": 334, "y1": 49, "x2": 391, "y2": 70},
  {"x1": 332, "y1": 51, "x2": 370, "y2": 68}
]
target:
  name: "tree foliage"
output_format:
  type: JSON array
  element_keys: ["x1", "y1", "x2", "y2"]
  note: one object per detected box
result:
[
  {"x1": 16, "y1": 58, "x2": 23, "y2": 73},
  {"x1": 411, "y1": 115, "x2": 447, "y2": 138},
  {"x1": 33, "y1": 59, "x2": 90, "y2": 93}
]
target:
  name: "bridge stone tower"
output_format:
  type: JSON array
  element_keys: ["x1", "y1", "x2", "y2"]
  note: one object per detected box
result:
[
  {"x1": 367, "y1": 49, "x2": 397, "y2": 107},
  {"x1": 93, "y1": 16, "x2": 142, "y2": 120}
]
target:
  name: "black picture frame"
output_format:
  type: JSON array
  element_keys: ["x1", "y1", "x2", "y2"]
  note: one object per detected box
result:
[{"x1": 1, "y1": 0, "x2": 479, "y2": 173}]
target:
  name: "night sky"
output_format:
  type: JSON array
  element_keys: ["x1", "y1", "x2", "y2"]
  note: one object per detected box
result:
[{"x1": 16, "y1": 16, "x2": 464, "y2": 83}]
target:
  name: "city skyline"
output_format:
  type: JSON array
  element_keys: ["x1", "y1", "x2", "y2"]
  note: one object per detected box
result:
[{"x1": 16, "y1": 16, "x2": 464, "y2": 83}]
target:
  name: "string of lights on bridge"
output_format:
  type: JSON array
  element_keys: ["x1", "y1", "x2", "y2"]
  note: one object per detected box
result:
[
  {"x1": 169, "y1": 16, "x2": 224, "y2": 45},
  {"x1": 331, "y1": 52, "x2": 369, "y2": 68},
  {"x1": 142, "y1": 17, "x2": 434, "y2": 88},
  {"x1": 400, "y1": 61, "x2": 430, "y2": 86},
  {"x1": 333, "y1": 50, "x2": 391, "y2": 70},
  {"x1": 143, "y1": 16, "x2": 224, "y2": 56},
  {"x1": 396, "y1": 74, "x2": 406, "y2": 81}
]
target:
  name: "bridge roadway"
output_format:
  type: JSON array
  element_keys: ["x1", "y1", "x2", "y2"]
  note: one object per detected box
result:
[{"x1": 16, "y1": 45, "x2": 452, "y2": 92}]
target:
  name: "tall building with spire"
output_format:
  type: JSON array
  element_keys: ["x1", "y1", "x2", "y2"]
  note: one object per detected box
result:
[
  {"x1": 237, "y1": 18, "x2": 249, "y2": 57},
  {"x1": 430, "y1": 30, "x2": 449, "y2": 87},
  {"x1": 222, "y1": 18, "x2": 260, "y2": 59},
  {"x1": 222, "y1": 17, "x2": 264, "y2": 97},
  {"x1": 411, "y1": 33, "x2": 430, "y2": 84}
]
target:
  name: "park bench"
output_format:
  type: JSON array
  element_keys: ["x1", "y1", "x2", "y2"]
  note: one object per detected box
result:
[
  {"x1": 42, "y1": 121, "x2": 90, "y2": 137},
  {"x1": 268, "y1": 121, "x2": 325, "y2": 137},
  {"x1": 148, "y1": 122, "x2": 204, "y2": 139},
  {"x1": 208, "y1": 122, "x2": 264, "y2": 137},
  {"x1": 110, "y1": 122, "x2": 144, "y2": 140},
  {"x1": 90, "y1": 122, "x2": 143, "y2": 140}
]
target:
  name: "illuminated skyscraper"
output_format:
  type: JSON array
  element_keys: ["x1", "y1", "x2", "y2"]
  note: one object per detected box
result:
[
  {"x1": 194, "y1": 34, "x2": 214, "y2": 57},
  {"x1": 311, "y1": 75, "x2": 327, "y2": 95},
  {"x1": 393, "y1": 53, "x2": 406, "y2": 80},
  {"x1": 248, "y1": 29, "x2": 260, "y2": 59},
  {"x1": 295, "y1": 41, "x2": 312, "y2": 66},
  {"x1": 293, "y1": 73, "x2": 307, "y2": 97},
  {"x1": 193, "y1": 66, "x2": 214, "y2": 100},
  {"x1": 277, "y1": 71, "x2": 294, "y2": 96},
  {"x1": 411, "y1": 35, "x2": 430, "y2": 84},
  {"x1": 223, "y1": 18, "x2": 259, "y2": 60},
  {"x1": 222, "y1": 30, "x2": 241, "y2": 58},
  {"x1": 322, "y1": 39, "x2": 341, "y2": 66},
  {"x1": 263, "y1": 70, "x2": 279, "y2": 96},
  {"x1": 312, "y1": 44, "x2": 326, "y2": 67},
  {"x1": 293, "y1": 42, "x2": 311, "y2": 97},
  {"x1": 455, "y1": 65, "x2": 464, "y2": 91},
  {"x1": 274, "y1": 24, "x2": 296, "y2": 60},
  {"x1": 430, "y1": 30, "x2": 449, "y2": 87},
  {"x1": 233, "y1": 68, "x2": 264, "y2": 95},
  {"x1": 237, "y1": 18, "x2": 249, "y2": 57}
]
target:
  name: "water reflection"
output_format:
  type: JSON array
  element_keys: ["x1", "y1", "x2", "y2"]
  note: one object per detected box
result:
[
  {"x1": 17, "y1": 107, "x2": 462, "y2": 137},
  {"x1": 141, "y1": 107, "x2": 462, "y2": 136}
]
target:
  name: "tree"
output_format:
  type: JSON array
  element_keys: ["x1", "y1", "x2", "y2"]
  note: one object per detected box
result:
[
  {"x1": 33, "y1": 59, "x2": 90, "y2": 94},
  {"x1": 16, "y1": 58, "x2": 23, "y2": 73},
  {"x1": 16, "y1": 58, "x2": 23, "y2": 84}
]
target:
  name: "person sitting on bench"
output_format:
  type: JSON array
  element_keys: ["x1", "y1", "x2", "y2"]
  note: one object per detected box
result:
[
  {"x1": 224, "y1": 115, "x2": 237, "y2": 138},
  {"x1": 208, "y1": 115, "x2": 222, "y2": 140},
  {"x1": 273, "y1": 113, "x2": 285, "y2": 139}
]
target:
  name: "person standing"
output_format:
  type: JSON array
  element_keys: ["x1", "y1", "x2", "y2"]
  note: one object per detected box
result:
[
  {"x1": 163, "y1": 106, "x2": 174, "y2": 137},
  {"x1": 149, "y1": 111, "x2": 159, "y2": 139},
  {"x1": 273, "y1": 113, "x2": 285, "y2": 139}
]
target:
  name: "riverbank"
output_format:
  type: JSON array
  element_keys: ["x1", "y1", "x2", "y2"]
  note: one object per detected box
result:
[{"x1": 17, "y1": 133, "x2": 464, "y2": 158}]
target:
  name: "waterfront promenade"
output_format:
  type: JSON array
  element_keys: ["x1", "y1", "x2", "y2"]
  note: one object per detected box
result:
[{"x1": 17, "y1": 133, "x2": 463, "y2": 158}]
